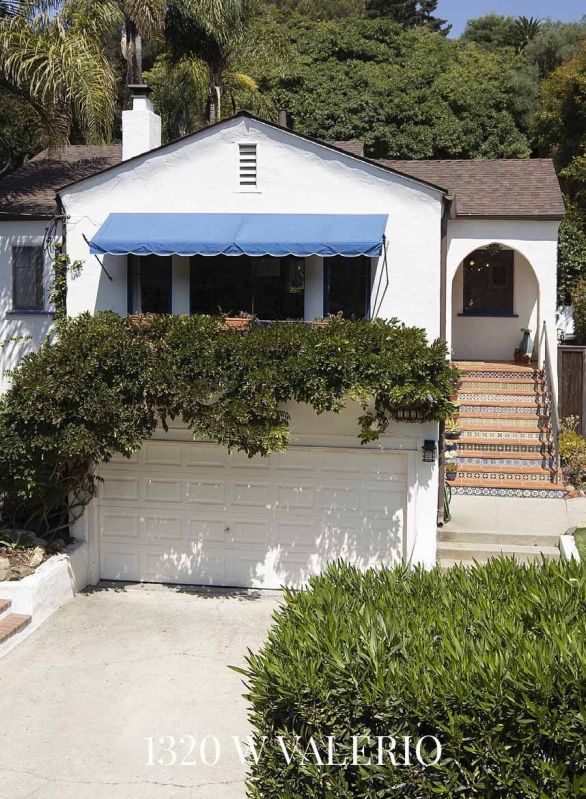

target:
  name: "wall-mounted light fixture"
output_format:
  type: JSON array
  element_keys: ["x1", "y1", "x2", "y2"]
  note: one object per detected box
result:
[{"x1": 422, "y1": 440, "x2": 437, "y2": 463}]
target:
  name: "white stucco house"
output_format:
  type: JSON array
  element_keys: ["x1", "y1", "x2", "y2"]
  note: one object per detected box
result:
[{"x1": 0, "y1": 89, "x2": 565, "y2": 588}]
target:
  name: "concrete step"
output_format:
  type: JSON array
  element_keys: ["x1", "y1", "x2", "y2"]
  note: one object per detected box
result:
[
  {"x1": 440, "y1": 530, "x2": 560, "y2": 547},
  {"x1": 0, "y1": 613, "x2": 31, "y2": 645},
  {"x1": 0, "y1": 598, "x2": 12, "y2": 620},
  {"x1": 437, "y1": 540, "x2": 560, "y2": 563}
]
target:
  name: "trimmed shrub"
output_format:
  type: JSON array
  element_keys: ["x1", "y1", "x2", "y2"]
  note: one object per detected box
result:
[{"x1": 238, "y1": 560, "x2": 586, "y2": 797}]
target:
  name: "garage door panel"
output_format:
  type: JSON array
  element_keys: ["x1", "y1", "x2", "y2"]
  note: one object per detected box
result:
[
  {"x1": 186, "y1": 479, "x2": 227, "y2": 506},
  {"x1": 99, "y1": 509, "x2": 141, "y2": 540},
  {"x1": 144, "y1": 478, "x2": 183, "y2": 503},
  {"x1": 187, "y1": 518, "x2": 227, "y2": 544},
  {"x1": 143, "y1": 441, "x2": 184, "y2": 466},
  {"x1": 275, "y1": 484, "x2": 315, "y2": 510},
  {"x1": 97, "y1": 442, "x2": 408, "y2": 589},
  {"x1": 102, "y1": 476, "x2": 140, "y2": 501}
]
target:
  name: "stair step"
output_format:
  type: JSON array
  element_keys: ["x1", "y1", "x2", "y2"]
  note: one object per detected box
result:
[
  {"x1": 0, "y1": 598, "x2": 12, "y2": 617},
  {"x1": 440, "y1": 530, "x2": 560, "y2": 546},
  {"x1": 456, "y1": 449, "x2": 546, "y2": 461},
  {"x1": 447, "y1": 477, "x2": 563, "y2": 491},
  {"x1": 459, "y1": 412, "x2": 546, "y2": 421},
  {"x1": 459, "y1": 399, "x2": 541, "y2": 408},
  {"x1": 457, "y1": 438, "x2": 549, "y2": 451},
  {"x1": 437, "y1": 541, "x2": 560, "y2": 563},
  {"x1": 459, "y1": 377, "x2": 542, "y2": 387},
  {"x1": 460, "y1": 421, "x2": 548, "y2": 433},
  {"x1": 459, "y1": 419, "x2": 550, "y2": 441},
  {"x1": 455, "y1": 361, "x2": 539, "y2": 372},
  {"x1": 455, "y1": 464, "x2": 553, "y2": 477},
  {"x1": 0, "y1": 613, "x2": 31, "y2": 645},
  {"x1": 458, "y1": 388, "x2": 540, "y2": 398}
]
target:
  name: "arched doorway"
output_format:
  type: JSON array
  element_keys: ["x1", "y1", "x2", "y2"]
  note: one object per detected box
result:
[{"x1": 450, "y1": 244, "x2": 540, "y2": 363}]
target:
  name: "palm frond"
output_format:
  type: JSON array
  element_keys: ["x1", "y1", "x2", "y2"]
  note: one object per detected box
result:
[
  {"x1": 124, "y1": 0, "x2": 165, "y2": 39},
  {"x1": 0, "y1": 17, "x2": 116, "y2": 143}
]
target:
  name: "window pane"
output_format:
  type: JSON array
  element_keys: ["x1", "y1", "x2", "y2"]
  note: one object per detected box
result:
[
  {"x1": 190, "y1": 255, "x2": 253, "y2": 315},
  {"x1": 463, "y1": 250, "x2": 513, "y2": 315},
  {"x1": 127, "y1": 255, "x2": 172, "y2": 314},
  {"x1": 13, "y1": 246, "x2": 43, "y2": 310},
  {"x1": 327, "y1": 256, "x2": 369, "y2": 319},
  {"x1": 190, "y1": 256, "x2": 304, "y2": 320}
]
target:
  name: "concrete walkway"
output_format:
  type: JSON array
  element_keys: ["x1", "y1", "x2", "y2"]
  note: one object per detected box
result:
[
  {"x1": 445, "y1": 493, "x2": 586, "y2": 537},
  {"x1": 0, "y1": 582, "x2": 280, "y2": 799}
]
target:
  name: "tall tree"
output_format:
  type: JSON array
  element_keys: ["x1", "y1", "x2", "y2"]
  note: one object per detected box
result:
[
  {"x1": 512, "y1": 16, "x2": 542, "y2": 54},
  {"x1": 145, "y1": 0, "x2": 277, "y2": 136},
  {"x1": 461, "y1": 13, "x2": 517, "y2": 51},
  {"x1": 0, "y1": 3, "x2": 117, "y2": 144},
  {"x1": 365, "y1": 0, "x2": 449, "y2": 34},
  {"x1": 63, "y1": 0, "x2": 165, "y2": 86}
]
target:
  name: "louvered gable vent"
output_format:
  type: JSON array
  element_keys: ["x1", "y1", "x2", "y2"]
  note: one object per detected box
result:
[{"x1": 239, "y1": 143, "x2": 257, "y2": 187}]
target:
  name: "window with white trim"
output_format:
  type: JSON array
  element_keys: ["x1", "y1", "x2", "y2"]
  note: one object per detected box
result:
[
  {"x1": 12, "y1": 246, "x2": 44, "y2": 311},
  {"x1": 239, "y1": 143, "x2": 257, "y2": 188}
]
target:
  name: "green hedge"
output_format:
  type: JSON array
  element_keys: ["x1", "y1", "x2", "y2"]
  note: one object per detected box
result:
[{"x1": 238, "y1": 560, "x2": 586, "y2": 797}]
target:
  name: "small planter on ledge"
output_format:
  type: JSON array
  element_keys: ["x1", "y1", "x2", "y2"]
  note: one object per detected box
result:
[
  {"x1": 220, "y1": 313, "x2": 254, "y2": 332},
  {"x1": 445, "y1": 451, "x2": 458, "y2": 480}
]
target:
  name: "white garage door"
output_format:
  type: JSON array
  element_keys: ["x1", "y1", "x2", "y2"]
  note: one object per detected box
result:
[{"x1": 97, "y1": 440, "x2": 407, "y2": 589}]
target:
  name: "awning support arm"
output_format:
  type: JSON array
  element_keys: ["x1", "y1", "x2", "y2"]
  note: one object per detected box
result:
[{"x1": 82, "y1": 234, "x2": 113, "y2": 281}]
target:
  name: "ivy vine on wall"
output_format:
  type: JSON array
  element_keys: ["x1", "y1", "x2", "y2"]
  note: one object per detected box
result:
[{"x1": 0, "y1": 313, "x2": 458, "y2": 537}]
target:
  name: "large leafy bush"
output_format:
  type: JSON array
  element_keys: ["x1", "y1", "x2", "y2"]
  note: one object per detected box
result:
[
  {"x1": 0, "y1": 312, "x2": 457, "y2": 536},
  {"x1": 239, "y1": 560, "x2": 586, "y2": 798}
]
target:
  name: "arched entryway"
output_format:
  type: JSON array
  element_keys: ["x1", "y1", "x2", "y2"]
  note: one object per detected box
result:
[{"x1": 450, "y1": 243, "x2": 540, "y2": 363}]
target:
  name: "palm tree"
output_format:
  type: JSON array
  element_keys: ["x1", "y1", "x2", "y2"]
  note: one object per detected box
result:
[
  {"x1": 0, "y1": 4, "x2": 117, "y2": 143},
  {"x1": 146, "y1": 0, "x2": 275, "y2": 136},
  {"x1": 513, "y1": 16, "x2": 542, "y2": 53},
  {"x1": 63, "y1": 0, "x2": 166, "y2": 86}
]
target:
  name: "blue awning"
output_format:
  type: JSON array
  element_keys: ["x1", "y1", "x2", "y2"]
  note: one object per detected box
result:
[{"x1": 89, "y1": 213, "x2": 388, "y2": 258}]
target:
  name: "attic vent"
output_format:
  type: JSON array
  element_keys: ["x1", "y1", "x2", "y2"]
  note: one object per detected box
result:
[{"x1": 239, "y1": 143, "x2": 257, "y2": 187}]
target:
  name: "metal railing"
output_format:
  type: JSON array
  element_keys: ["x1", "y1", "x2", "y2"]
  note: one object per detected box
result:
[{"x1": 541, "y1": 321, "x2": 560, "y2": 479}]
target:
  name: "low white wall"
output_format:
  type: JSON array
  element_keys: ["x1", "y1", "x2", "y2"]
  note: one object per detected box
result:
[{"x1": 0, "y1": 540, "x2": 89, "y2": 658}]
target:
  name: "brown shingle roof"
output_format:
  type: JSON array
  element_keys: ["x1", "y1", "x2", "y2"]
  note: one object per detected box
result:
[
  {"x1": 378, "y1": 158, "x2": 565, "y2": 219},
  {"x1": 329, "y1": 140, "x2": 366, "y2": 157},
  {"x1": 0, "y1": 131, "x2": 565, "y2": 220},
  {"x1": 0, "y1": 144, "x2": 122, "y2": 218}
]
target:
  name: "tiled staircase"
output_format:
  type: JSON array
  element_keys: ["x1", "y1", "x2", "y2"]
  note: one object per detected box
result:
[
  {"x1": 0, "y1": 598, "x2": 30, "y2": 646},
  {"x1": 448, "y1": 361, "x2": 565, "y2": 499}
]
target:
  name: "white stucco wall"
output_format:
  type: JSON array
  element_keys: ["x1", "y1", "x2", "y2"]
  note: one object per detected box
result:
[
  {"x1": 0, "y1": 220, "x2": 54, "y2": 390},
  {"x1": 447, "y1": 219, "x2": 560, "y2": 378},
  {"x1": 60, "y1": 116, "x2": 444, "y2": 342}
]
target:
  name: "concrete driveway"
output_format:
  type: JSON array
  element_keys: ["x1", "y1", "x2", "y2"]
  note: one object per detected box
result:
[{"x1": 0, "y1": 582, "x2": 280, "y2": 799}]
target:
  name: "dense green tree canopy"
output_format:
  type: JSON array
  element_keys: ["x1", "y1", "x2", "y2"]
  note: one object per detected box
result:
[{"x1": 260, "y1": 19, "x2": 530, "y2": 159}]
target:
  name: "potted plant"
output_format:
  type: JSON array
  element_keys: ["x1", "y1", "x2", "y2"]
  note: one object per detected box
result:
[
  {"x1": 445, "y1": 450, "x2": 458, "y2": 480},
  {"x1": 514, "y1": 328, "x2": 533, "y2": 364},
  {"x1": 220, "y1": 311, "x2": 255, "y2": 331},
  {"x1": 445, "y1": 416, "x2": 461, "y2": 440}
]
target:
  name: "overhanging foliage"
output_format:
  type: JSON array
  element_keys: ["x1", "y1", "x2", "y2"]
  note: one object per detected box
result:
[{"x1": 0, "y1": 312, "x2": 457, "y2": 536}]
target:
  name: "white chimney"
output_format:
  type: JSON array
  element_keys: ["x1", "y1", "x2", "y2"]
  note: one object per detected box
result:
[{"x1": 122, "y1": 84, "x2": 161, "y2": 161}]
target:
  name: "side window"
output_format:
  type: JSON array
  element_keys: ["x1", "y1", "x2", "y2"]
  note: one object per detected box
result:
[
  {"x1": 325, "y1": 256, "x2": 370, "y2": 319},
  {"x1": 12, "y1": 246, "x2": 44, "y2": 311}
]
